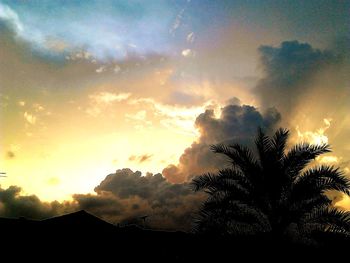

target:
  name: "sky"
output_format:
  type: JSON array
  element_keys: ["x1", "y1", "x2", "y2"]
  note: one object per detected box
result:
[{"x1": 0, "y1": 0, "x2": 349, "y2": 229}]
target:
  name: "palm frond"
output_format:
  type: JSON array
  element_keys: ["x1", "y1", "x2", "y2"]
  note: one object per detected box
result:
[
  {"x1": 293, "y1": 165, "x2": 350, "y2": 197},
  {"x1": 194, "y1": 199, "x2": 271, "y2": 235},
  {"x1": 302, "y1": 207, "x2": 350, "y2": 233},
  {"x1": 289, "y1": 195, "x2": 331, "y2": 222},
  {"x1": 255, "y1": 127, "x2": 273, "y2": 167},
  {"x1": 203, "y1": 180, "x2": 251, "y2": 202},
  {"x1": 211, "y1": 143, "x2": 262, "y2": 186},
  {"x1": 211, "y1": 143, "x2": 258, "y2": 170},
  {"x1": 218, "y1": 168, "x2": 253, "y2": 189},
  {"x1": 190, "y1": 172, "x2": 219, "y2": 192},
  {"x1": 190, "y1": 168, "x2": 251, "y2": 192},
  {"x1": 271, "y1": 128, "x2": 289, "y2": 161},
  {"x1": 283, "y1": 143, "x2": 331, "y2": 180}
]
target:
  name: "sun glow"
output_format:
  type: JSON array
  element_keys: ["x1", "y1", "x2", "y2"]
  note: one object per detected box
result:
[
  {"x1": 296, "y1": 118, "x2": 332, "y2": 145},
  {"x1": 1, "y1": 88, "x2": 206, "y2": 201}
]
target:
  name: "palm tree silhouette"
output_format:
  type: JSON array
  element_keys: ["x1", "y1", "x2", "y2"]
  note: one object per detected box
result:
[{"x1": 191, "y1": 128, "x2": 350, "y2": 245}]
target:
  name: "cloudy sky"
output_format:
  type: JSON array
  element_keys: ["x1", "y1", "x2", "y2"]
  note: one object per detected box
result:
[{"x1": 0, "y1": 0, "x2": 349, "y2": 229}]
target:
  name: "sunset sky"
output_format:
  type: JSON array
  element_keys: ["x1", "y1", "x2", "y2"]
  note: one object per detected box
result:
[{"x1": 0, "y1": 1, "x2": 349, "y2": 227}]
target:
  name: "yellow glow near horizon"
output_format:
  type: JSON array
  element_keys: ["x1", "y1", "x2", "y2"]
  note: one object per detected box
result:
[
  {"x1": 0, "y1": 80, "x2": 211, "y2": 201},
  {"x1": 1, "y1": 122, "x2": 197, "y2": 201}
]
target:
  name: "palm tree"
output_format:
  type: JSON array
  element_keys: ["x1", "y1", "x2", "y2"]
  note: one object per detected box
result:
[{"x1": 191, "y1": 128, "x2": 350, "y2": 245}]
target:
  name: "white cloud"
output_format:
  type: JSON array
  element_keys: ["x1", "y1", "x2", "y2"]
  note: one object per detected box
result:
[
  {"x1": 0, "y1": 3, "x2": 23, "y2": 33},
  {"x1": 170, "y1": 8, "x2": 185, "y2": 33},
  {"x1": 296, "y1": 118, "x2": 332, "y2": 145},
  {"x1": 24, "y1": 112, "x2": 36, "y2": 125},
  {"x1": 65, "y1": 50, "x2": 92, "y2": 61},
  {"x1": 86, "y1": 92, "x2": 132, "y2": 117},
  {"x1": 0, "y1": 2, "x2": 46, "y2": 49},
  {"x1": 33, "y1": 103, "x2": 44, "y2": 112},
  {"x1": 89, "y1": 92, "x2": 131, "y2": 105},
  {"x1": 95, "y1": 66, "x2": 106, "y2": 73},
  {"x1": 181, "y1": 49, "x2": 195, "y2": 57},
  {"x1": 186, "y1": 32, "x2": 195, "y2": 43},
  {"x1": 129, "y1": 97, "x2": 209, "y2": 136}
]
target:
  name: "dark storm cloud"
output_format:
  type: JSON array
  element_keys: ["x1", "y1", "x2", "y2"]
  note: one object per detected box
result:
[
  {"x1": 162, "y1": 40, "x2": 350, "y2": 184},
  {"x1": 255, "y1": 40, "x2": 345, "y2": 115},
  {"x1": 0, "y1": 170, "x2": 204, "y2": 230},
  {"x1": 163, "y1": 102, "x2": 281, "y2": 183},
  {"x1": 254, "y1": 39, "x2": 350, "y2": 163},
  {"x1": 0, "y1": 185, "x2": 75, "y2": 219},
  {"x1": 73, "y1": 169, "x2": 204, "y2": 230},
  {"x1": 196, "y1": 104, "x2": 280, "y2": 145},
  {"x1": 73, "y1": 192, "x2": 125, "y2": 217},
  {"x1": 252, "y1": 40, "x2": 350, "y2": 208}
]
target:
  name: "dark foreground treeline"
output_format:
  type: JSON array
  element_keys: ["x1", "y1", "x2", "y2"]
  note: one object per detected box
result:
[{"x1": 0, "y1": 210, "x2": 349, "y2": 261}]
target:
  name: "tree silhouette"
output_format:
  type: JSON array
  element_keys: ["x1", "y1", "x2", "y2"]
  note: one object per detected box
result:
[{"x1": 191, "y1": 128, "x2": 350, "y2": 245}]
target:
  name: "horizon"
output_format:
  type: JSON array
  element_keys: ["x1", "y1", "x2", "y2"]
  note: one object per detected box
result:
[{"x1": 0, "y1": 0, "x2": 349, "y2": 230}]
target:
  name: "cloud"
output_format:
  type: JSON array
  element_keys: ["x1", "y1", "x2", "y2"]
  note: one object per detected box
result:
[
  {"x1": 0, "y1": 170, "x2": 204, "y2": 230},
  {"x1": 23, "y1": 112, "x2": 36, "y2": 125},
  {"x1": 33, "y1": 103, "x2": 45, "y2": 112},
  {"x1": 255, "y1": 40, "x2": 342, "y2": 116},
  {"x1": 0, "y1": 1, "x2": 180, "y2": 61},
  {"x1": 65, "y1": 50, "x2": 93, "y2": 61},
  {"x1": 73, "y1": 192, "x2": 125, "y2": 218},
  {"x1": 76, "y1": 169, "x2": 204, "y2": 229},
  {"x1": 252, "y1": 39, "x2": 350, "y2": 158},
  {"x1": 89, "y1": 92, "x2": 131, "y2": 105},
  {"x1": 86, "y1": 91, "x2": 132, "y2": 117},
  {"x1": 296, "y1": 118, "x2": 332, "y2": 145},
  {"x1": 251, "y1": 41, "x2": 350, "y2": 159},
  {"x1": 186, "y1": 32, "x2": 195, "y2": 43},
  {"x1": 0, "y1": 2, "x2": 23, "y2": 34},
  {"x1": 129, "y1": 97, "x2": 206, "y2": 135},
  {"x1": 252, "y1": 40, "x2": 350, "y2": 210},
  {"x1": 170, "y1": 7, "x2": 185, "y2": 33},
  {"x1": 45, "y1": 38, "x2": 69, "y2": 52},
  {"x1": 181, "y1": 49, "x2": 195, "y2": 57},
  {"x1": 95, "y1": 66, "x2": 107, "y2": 74},
  {"x1": 129, "y1": 154, "x2": 153, "y2": 163},
  {"x1": 0, "y1": 185, "x2": 75, "y2": 219},
  {"x1": 162, "y1": 40, "x2": 349, "y2": 185},
  {"x1": 162, "y1": 102, "x2": 281, "y2": 183}
]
